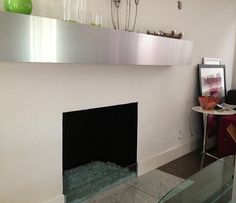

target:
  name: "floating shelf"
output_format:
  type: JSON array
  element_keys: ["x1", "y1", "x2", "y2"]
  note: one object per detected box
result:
[{"x1": 0, "y1": 12, "x2": 193, "y2": 65}]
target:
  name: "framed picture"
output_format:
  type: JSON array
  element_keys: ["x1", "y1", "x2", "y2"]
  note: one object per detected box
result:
[
  {"x1": 198, "y1": 64, "x2": 226, "y2": 99},
  {"x1": 202, "y1": 57, "x2": 222, "y2": 65}
]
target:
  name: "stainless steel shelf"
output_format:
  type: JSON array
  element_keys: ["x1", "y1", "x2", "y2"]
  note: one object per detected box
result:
[{"x1": 0, "y1": 12, "x2": 193, "y2": 65}]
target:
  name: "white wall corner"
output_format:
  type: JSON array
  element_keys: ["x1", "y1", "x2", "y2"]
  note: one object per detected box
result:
[
  {"x1": 137, "y1": 138, "x2": 201, "y2": 176},
  {"x1": 41, "y1": 194, "x2": 65, "y2": 203}
]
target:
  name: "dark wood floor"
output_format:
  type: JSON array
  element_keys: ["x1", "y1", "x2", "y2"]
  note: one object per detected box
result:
[{"x1": 158, "y1": 148, "x2": 217, "y2": 179}]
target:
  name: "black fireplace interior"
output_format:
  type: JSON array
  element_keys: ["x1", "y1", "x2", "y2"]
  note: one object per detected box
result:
[{"x1": 63, "y1": 102, "x2": 137, "y2": 172}]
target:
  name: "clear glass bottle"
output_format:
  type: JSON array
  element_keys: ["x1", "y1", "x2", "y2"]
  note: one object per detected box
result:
[
  {"x1": 78, "y1": 0, "x2": 86, "y2": 24},
  {"x1": 62, "y1": 0, "x2": 86, "y2": 23}
]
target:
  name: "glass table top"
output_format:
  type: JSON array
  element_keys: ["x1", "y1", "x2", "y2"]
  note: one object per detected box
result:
[{"x1": 159, "y1": 156, "x2": 235, "y2": 203}]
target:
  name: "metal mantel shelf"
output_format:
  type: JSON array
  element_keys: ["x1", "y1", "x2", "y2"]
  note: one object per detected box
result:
[{"x1": 0, "y1": 12, "x2": 193, "y2": 65}]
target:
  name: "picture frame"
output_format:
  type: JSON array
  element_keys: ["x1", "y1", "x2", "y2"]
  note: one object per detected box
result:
[
  {"x1": 202, "y1": 57, "x2": 222, "y2": 65},
  {"x1": 198, "y1": 64, "x2": 226, "y2": 100}
]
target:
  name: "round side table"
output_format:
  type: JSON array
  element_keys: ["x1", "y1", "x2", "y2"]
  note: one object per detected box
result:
[{"x1": 192, "y1": 106, "x2": 236, "y2": 169}]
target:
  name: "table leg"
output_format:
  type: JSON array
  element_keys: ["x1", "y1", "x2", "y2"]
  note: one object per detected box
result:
[
  {"x1": 200, "y1": 113, "x2": 208, "y2": 169},
  {"x1": 200, "y1": 113, "x2": 220, "y2": 169},
  {"x1": 200, "y1": 152, "x2": 205, "y2": 169}
]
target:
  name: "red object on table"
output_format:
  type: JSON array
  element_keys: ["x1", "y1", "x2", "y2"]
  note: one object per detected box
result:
[
  {"x1": 198, "y1": 96, "x2": 220, "y2": 110},
  {"x1": 218, "y1": 115, "x2": 236, "y2": 157}
]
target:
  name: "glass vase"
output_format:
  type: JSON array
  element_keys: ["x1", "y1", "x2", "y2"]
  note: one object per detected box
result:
[{"x1": 4, "y1": 0, "x2": 32, "y2": 15}]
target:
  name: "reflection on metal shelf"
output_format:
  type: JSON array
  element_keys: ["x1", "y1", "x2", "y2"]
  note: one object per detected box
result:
[
  {"x1": 0, "y1": 12, "x2": 193, "y2": 65},
  {"x1": 30, "y1": 17, "x2": 57, "y2": 62}
]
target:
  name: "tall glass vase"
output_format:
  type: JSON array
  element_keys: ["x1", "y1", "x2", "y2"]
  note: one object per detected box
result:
[
  {"x1": 63, "y1": 0, "x2": 87, "y2": 23},
  {"x1": 4, "y1": 0, "x2": 32, "y2": 15}
]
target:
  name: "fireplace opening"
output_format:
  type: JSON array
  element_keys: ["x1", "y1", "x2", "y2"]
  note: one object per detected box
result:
[{"x1": 63, "y1": 102, "x2": 137, "y2": 202}]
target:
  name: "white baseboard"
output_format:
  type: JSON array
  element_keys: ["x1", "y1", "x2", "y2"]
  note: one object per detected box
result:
[
  {"x1": 42, "y1": 194, "x2": 65, "y2": 203},
  {"x1": 137, "y1": 139, "x2": 201, "y2": 176}
]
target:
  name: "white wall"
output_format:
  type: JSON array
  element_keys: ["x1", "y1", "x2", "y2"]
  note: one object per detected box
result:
[
  {"x1": 233, "y1": 27, "x2": 236, "y2": 88},
  {"x1": 0, "y1": 1, "x2": 236, "y2": 203}
]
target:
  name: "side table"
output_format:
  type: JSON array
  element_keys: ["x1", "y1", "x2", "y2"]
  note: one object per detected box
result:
[{"x1": 192, "y1": 106, "x2": 236, "y2": 169}]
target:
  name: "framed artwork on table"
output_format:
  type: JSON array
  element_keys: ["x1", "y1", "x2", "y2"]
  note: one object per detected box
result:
[{"x1": 198, "y1": 64, "x2": 226, "y2": 100}]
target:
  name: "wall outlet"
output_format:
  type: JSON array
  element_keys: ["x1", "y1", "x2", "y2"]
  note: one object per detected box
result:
[{"x1": 178, "y1": 129, "x2": 183, "y2": 140}]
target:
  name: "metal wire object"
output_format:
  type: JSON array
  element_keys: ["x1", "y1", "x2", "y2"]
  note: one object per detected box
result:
[
  {"x1": 111, "y1": 0, "x2": 140, "y2": 31},
  {"x1": 132, "y1": 0, "x2": 139, "y2": 31}
]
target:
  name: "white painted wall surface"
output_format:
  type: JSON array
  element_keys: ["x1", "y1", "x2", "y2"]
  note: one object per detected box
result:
[
  {"x1": 0, "y1": 0, "x2": 236, "y2": 203},
  {"x1": 233, "y1": 27, "x2": 236, "y2": 88}
]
